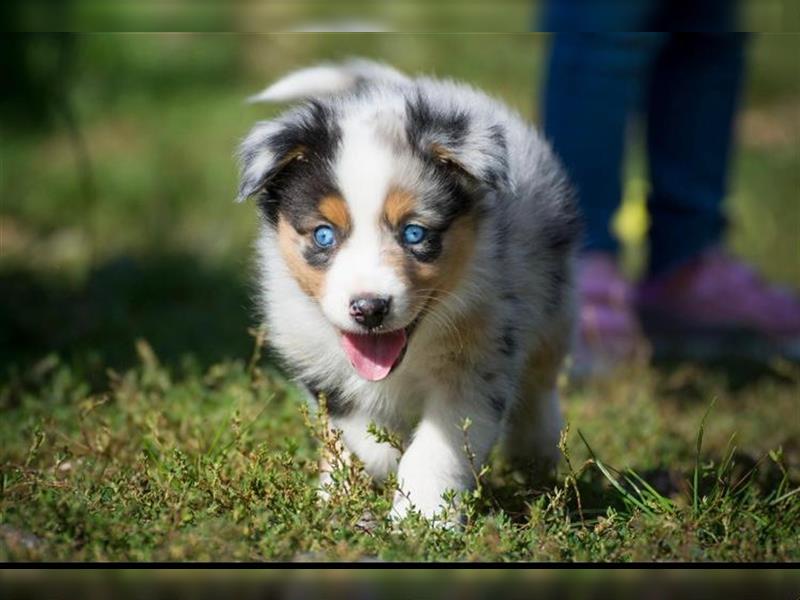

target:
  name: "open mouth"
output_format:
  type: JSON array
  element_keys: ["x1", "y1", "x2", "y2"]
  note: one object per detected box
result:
[
  {"x1": 341, "y1": 328, "x2": 408, "y2": 381},
  {"x1": 339, "y1": 312, "x2": 425, "y2": 382}
]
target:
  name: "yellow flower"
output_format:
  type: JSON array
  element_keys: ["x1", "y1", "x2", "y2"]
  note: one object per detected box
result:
[{"x1": 613, "y1": 177, "x2": 650, "y2": 245}]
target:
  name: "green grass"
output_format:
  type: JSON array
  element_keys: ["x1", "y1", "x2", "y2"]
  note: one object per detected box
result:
[
  {"x1": 1, "y1": 342, "x2": 798, "y2": 561},
  {"x1": 1, "y1": 30, "x2": 799, "y2": 561}
]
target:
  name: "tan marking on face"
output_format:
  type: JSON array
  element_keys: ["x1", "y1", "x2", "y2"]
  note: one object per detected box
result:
[
  {"x1": 383, "y1": 187, "x2": 419, "y2": 227},
  {"x1": 318, "y1": 194, "x2": 351, "y2": 232},
  {"x1": 384, "y1": 212, "x2": 479, "y2": 331},
  {"x1": 411, "y1": 212, "x2": 478, "y2": 293},
  {"x1": 277, "y1": 217, "x2": 325, "y2": 299}
]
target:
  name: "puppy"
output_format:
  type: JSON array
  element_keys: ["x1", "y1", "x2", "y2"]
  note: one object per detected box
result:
[{"x1": 237, "y1": 60, "x2": 581, "y2": 522}]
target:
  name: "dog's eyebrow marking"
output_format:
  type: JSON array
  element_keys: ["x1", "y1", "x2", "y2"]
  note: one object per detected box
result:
[
  {"x1": 318, "y1": 194, "x2": 351, "y2": 232},
  {"x1": 383, "y1": 187, "x2": 418, "y2": 226}
]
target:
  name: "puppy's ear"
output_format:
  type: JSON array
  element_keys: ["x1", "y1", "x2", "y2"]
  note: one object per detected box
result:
[
  {"x1": 405, "y1": 94, "x2": 509, "y2": 191},
  {"x1": 236, "y1": 120, "x2": 299, "y2": 202},
  {"x1": 236, "y1": 101, "x2": 339, "y2": 202}
]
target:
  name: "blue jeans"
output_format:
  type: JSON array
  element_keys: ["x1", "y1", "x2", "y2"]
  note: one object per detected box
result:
[{"x1": 540, "y1": 1, "x2": 746, "y2": 276}]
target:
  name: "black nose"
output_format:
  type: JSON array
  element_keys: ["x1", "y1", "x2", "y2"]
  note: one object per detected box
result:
[{"x1": 349, "y1": 295, "x2": 391, "y2": 329}]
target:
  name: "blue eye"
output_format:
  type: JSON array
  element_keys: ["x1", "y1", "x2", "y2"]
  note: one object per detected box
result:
[
  {"x1": 402, "y1": 224, "x2": 427, "y2": 245},
  {"x1": 313, "y1": 225, "x2": 336, "y2": 248}
]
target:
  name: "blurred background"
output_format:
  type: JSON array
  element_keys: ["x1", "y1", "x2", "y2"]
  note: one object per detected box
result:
[
  {"x1": 2, "y1": 2, "x2": 798, "y2": 380},
  {"x1": 0, "y1": 0, "x2": 799, "y2": 566}
]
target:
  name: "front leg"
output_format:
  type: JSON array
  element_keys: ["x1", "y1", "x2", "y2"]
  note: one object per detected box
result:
[
  {"x1": 392, "y1": 386, "x2": 503, "y2": 523},
  {"x1": 330, "y1": 410, "x2": 403, "y2": 483},
  {"x1": 317, "y1": 409, "x2": 404, "y2": 502},
  {"x1": 300, "y1": 381, "x2": 402, "y2": 499}
]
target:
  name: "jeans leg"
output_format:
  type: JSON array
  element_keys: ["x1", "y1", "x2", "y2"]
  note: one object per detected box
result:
[
  {"x1": 644, "y1": 32, "x2": 746, "y2": 276},
  {"x1": 542, "y1": 31, "x2": 665, "y2": 256},
  {"x1": 540, "y1": 0, "x2": 659, "y2": 31}
]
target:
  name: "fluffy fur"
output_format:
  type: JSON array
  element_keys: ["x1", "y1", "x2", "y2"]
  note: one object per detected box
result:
[{"x1": 237, "y1": 59, "x2": 582, "y2": 523}]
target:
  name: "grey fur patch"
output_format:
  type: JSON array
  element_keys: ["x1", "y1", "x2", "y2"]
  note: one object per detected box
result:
[
  {"x1": 498, "y1": 326, "x2": 517, "y2": 356},
  {"x1": 481, "y1": 371, "x2": 497, "y2": 383},
  {"x1": 488, "y1": 393, "x2": 506, "y2": 416}
]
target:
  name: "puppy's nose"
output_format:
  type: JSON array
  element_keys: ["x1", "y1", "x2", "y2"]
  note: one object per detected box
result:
[{"x1": 349, "y1": 295, "x2": 392, "y2": 329}]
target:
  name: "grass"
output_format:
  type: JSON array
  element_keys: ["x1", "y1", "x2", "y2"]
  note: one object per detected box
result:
[
  {"x1": 1, "y1": 339, "x2": 798, "y2": 561},
  {"x1": 1, "y1": 28, "x2": 799, "y2": 561}
]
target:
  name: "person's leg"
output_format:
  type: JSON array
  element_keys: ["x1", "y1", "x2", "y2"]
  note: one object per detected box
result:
[
  {"x1": 638, "y1": 6, "x2": 800, "y2": 359},
  {"x1": 541, "y1": 0, "x2": 665, "y2": 256},
  {"x1": 541, "y1": 0, "x2": 659, "y2": 33},
  {"x1": 644, "y1": 31, "x2": 746, "y2": 276},
  {"x1": 540, "y1": 9, "x2": 668, "y2": 374},
  {"x1": 542, "y1": 31, "x2": 665, "y2": 257}
]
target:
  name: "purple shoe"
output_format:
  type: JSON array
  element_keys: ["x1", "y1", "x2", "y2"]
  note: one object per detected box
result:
[
  {"x1": 571, "y1": 253, "x2": 648, "y2": 377},
  {"x1": 636, "y1": 248, "x2": 800, "y2": 362}
]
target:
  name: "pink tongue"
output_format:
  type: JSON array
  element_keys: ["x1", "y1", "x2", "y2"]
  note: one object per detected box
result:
[{"x1": 341, "y1": 330, "x2": 407, "y2": 381}]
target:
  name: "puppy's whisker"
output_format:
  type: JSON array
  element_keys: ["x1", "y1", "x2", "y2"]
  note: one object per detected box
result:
[
  {"x1": 417, "y1": 310, "x2": 464, "y2": 349},
  {"x1": 410, "y1": 297, "x2": 467, "y2": 349},
  {"x1": 410, "y1": 289, "x2": 470, "y2": 315}
]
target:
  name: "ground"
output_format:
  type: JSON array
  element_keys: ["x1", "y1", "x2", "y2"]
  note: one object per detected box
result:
[{"x1": 1, "y1": 23, "x2": 798, "y2": 561}]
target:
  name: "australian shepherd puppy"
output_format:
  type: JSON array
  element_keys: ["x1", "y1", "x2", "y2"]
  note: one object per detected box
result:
[{"x1": 237, "y1": 60, "x2": 581, "y2": 523}]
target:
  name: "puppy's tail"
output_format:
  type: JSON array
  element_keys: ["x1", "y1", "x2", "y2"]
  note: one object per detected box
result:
[{"x1": 247, "y1": 59, "x2": 408, "y2": 103}]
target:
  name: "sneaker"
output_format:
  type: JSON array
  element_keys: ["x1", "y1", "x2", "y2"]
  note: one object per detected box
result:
[
  {"x1": 570, "y1": 253, "x2": 648, "y2": 378},
  {"x1": 636, "y1": 248, "x2": 800, "y2": 362}
]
